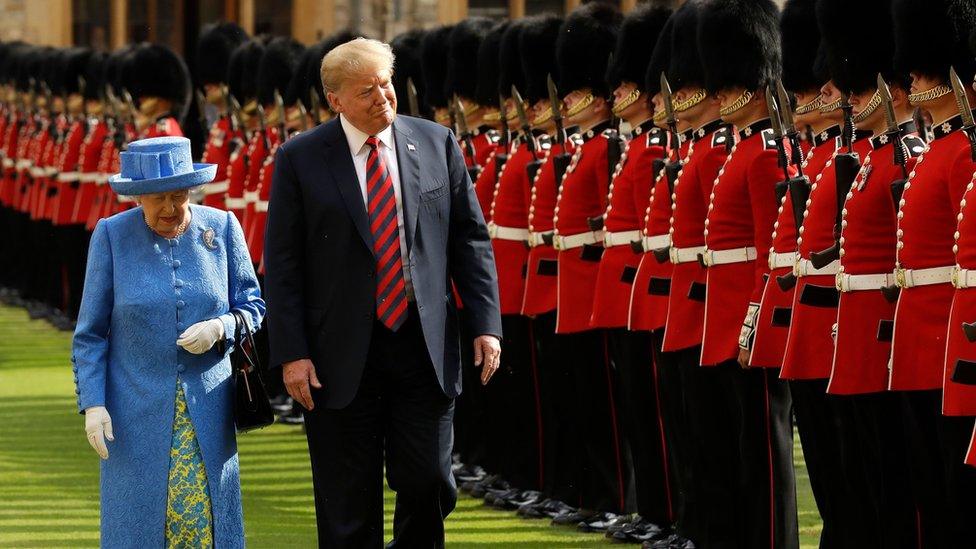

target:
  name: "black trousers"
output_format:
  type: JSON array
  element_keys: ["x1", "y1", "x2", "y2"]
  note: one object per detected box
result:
[
  {"x1": 846, "y1": 391, "x2": 918, "y2": 549},
  {"x1": 303, "y1": 310, "x2": 456, "y2": 548},
  {"x1": 791, "y1": 379, "x2": 861, "y2": 549},
  {"x1": 665, "y1": 344, "x2": 701, "y2": 541},
  {"x1": 533, "y1": 312, "x2": 578, "y2": 503},
  {"x1": 555, "y1": 328, "x2": 627, "y2": 512},
  {"x1": 452, "y1": 308, "x2": 487, "y2": 469},
  {"x1": 609, "y1": 328, "x2": 672, "y2": 525},
  {"x1": 901, "y1": 390, "x2": 976, "y2": 549},
  {"x1": 734, "y1": 367, "x2": 797, "y2": 549}
]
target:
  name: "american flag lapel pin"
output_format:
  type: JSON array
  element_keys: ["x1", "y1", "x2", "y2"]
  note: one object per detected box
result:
[{"x1": 407, "y1": 143, "x2": 416, "y2": 151}]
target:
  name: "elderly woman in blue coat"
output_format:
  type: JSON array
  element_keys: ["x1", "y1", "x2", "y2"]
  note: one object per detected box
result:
[{"x1": 72, "y1": 136, "x2": 265, "y2": 548}]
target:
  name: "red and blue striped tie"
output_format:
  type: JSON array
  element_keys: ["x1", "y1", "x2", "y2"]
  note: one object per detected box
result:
[{"x1": 365, "y1": 136, "x2": 408, "y2": 331}]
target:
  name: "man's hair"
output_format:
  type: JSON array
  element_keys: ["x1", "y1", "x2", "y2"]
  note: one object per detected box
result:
[{"x1": 320, "y1": 37, "x2": 395, "y2": 93}]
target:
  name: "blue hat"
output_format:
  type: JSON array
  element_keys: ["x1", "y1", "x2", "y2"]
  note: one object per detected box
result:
[{"x1": 109, "y1": 137, "x2": 216, "y2": 196}]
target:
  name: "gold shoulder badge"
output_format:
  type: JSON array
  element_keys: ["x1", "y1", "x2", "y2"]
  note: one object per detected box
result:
[{"x1": 203, "y1": 228, "x2": 218, "y2": 250}]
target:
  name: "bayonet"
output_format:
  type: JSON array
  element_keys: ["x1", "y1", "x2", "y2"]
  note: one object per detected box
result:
[
  {"x1": 274, "y1": 89, "x2": 287, "y2": 137},
  {"x1": 228, "y1": 94, "x2": 249, "y2": 140},
  {"x1": 308, "y1": 87, "x2": 322, "y2": 125},
  {"x1": 295, "y1": 98, "x2": 309, "y2": 132},
  {"x1": 407, "y1": 77, "x2": 420, "y2": 118},
  {"x1": 548, "y1": 74, "x2": 566, "y2": 147},
  {"x1": 776, "y1": 80, "x2": 805, "y2": 178},
  {"x1": 766, "y1": 85, "x2": 791, "y2": 185},
  {"x1": 950, "y1": 66, "x2": 976, "y2": 161},
  {"x1": 511, "y1": 85, "x2": 537, "y2": 155},
  {"x1": 255, "y1": 103, "x2": 270, "y2": 151},
  {"x1": 879, "y1": 73, "x2": 912, "y2": 215},
  {"x1": 454, "y1": 95, "x2": 479, "y2": 174},
  {"x1": 195, "y1": 88, "x2": 209, "y2": 128},
  {"x1": 497, "y1": 93, "x2": 510, "y2": 152},
  {"x1": 660, "y1": 72, "x2": 679, "y2": 163}
]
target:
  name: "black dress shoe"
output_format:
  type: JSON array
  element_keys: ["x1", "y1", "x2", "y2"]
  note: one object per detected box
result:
[
  {"x1": 270, "y1": 395, "x2": 292, "y2": 414},
  {"x1": 577, "y1": 512, "x2": 625, "y2": 533},
  {"x1": 470, "y1": 476, "x2": 509, "y2": 499},
  {"x1": 454, "y1": 464, "x2": 487, "y2": 483},
  {"x1": 279, "y1": 406, "x2": 305, "y2": 425},
  {"x1": 461, "y1": 473, "x2": 498, "y2": 494},
  {"x1": 612, "y1": 518, "x2": 667, "y2": 543},
  {"x1": 551, "y1": 508, "x2": 599, "y2": 526},
  {"x1": 493, "y1": 489, "x2": 541, "y2": 510},
  {"x1": 643, "y1": 533, "x2": 696, "y2": 549},
  {"x1": 485, "y1": 487, "x2": 519, "y2": 506},
  {"x1": 605, "y1": 514, "x2": 638, "y2": 535}
]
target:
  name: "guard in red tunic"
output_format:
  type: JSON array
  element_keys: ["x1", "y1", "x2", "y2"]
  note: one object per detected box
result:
[
  {"x1": 824, "y1": 4, "x2": 923, "y2": 541},
  {"x1": 890, "y1": 1, "x2": 976, "y2": 544},
  {"x1": 591, "y1": 4, "x2": 674, "y2": 542},
  {"x1": 196, "y1": 22, "x2": 248, "y2": 211},
  {"x1": 224, "y1": 40, "x2": 264, "y2": 226},
  {"x1": 550, "y1": 2, "x2": 629, "y2": 524},
  {"x1": 698, "y1": 2, "x2": 798, "y2": 547}
]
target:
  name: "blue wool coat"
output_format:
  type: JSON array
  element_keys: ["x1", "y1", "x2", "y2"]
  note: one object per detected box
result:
[{"x1": 72, "y1": 204, "x2": 265, "y2": 548}]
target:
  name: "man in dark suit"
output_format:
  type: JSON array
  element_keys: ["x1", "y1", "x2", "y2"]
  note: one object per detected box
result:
[{"x1": 264, "y1": 37, "x2": 503, "y2": 548}]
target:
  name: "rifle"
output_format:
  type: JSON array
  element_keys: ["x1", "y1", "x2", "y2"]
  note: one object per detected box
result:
[
  {"x1": 547, "y1": 74, "x2": 571, "y2": 189},
  {"x1": 255, "y1": 103, "x2": 270, "y2": 151},
  {"x1": 950, "y1": 66, "x2": 976, "y2": 162},
  {"x1": 454, "y1": 94, "x2": 479, "y2": 175},
  {"x1": 407, "y1": 77, "x2": 420, "y2": 118},
  {"x1": 809, "y1": 91, "x2": 861, "y2": 269},
  {"x1": 274, "y1": 89, "x2": 287, "y2": 138},
  {"x1": 766, "y1": 85, "x2": 801, "y2": 290},
  {"x1": 495, "y1": 93, "x2": 510, "y2": 182},
  {"x1": 308, "y1": 86, "x2": 322, "y2": 126},
  {"x1": 879, "y1": 74, "x2": 912, "y2": 212}
]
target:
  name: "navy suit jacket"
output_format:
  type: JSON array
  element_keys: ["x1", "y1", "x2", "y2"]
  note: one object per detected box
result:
[{"x1": 264, "y1": 116, "x2": 502, "y2": 409}]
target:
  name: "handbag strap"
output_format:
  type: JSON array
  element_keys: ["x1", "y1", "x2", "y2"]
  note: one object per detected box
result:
[{"x1": 231, "y1": 310, "x2": 258, "y2": 372}]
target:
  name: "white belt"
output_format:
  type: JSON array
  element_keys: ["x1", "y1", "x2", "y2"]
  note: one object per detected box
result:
[
  {"x1": 836, "y1": 272, "x2": 896, "y2": 292},
  {"x1": 642, "y1": 234, "x2": 670, "y2": 252},
  {"x1": 94, "y1": 174, "x2": 109, "y2": 186},
  {"x1": 895, "y1": 265, "x2": 954, "y2": 288},
  {"x1": 604, "y1": 229, "x2": 641, "y2": 248},
  {"x1": 28, "y1": 166, "x2": 46, "y2": 177},
  {"x1": 225, "y1": 197, "x2": 247, "y2": 209},
  {"x1": 795, "y1": 258, "x2": 840, "y2": 277},
  {"x1": 44, "y1": 167, "x2": 57, "y2": 176},
  {"x1": 57, "y1": 171, "x2": 81, "y2": 182},
  {"x1": 254, "y1": 200, "x2": 269, "y2": 213},
  {"x1": 203, "y1": 180, "x2": 230, "y2": 195},
  {"x1": 528, "y1": 230, "x2": 553, "y2": 248},
  {"x1": 244, "y1": 191, "x2": 259, "y2": 203},
  {"x1": 768, "y1": 251, "x2": 797, "y2": 270},
  {"x1": 951, "y1": 266, "x2": 976, "y2": 289},
  {"x1": 554, "y1": 230, "x2": 604, "y2": 250},
  {"x1": 15, "y1": 159, "x2": 31, "y2": 170},
  {"x1": 2, "y1": 158, "x2": 13, "y2": 168},
  {"x1": 78, "y1": 172, "x2": 100, "y2": 183},
  {"x1": 700, "y1": 246, "x2": 757, "y2": 267},
  {"x1": 488, "y1": 222, "x2": 529, "y2": 242},
  {"x1": 669, "y1": 245, "x2": 706, "y2": 264}
]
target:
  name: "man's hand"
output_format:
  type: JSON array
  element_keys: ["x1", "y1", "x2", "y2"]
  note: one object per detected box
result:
[
  {"x1": 474, "y1": 335, "x2": 501, "y2": 385},
  {"x1": 84, "y1": 406, "x2": 113, "y2": 460},
  {"x1": 738, "y1": 348, "x2": 752, "y2": 369},
  {"x1": 283, "y1": 359, "x2": 322, "y2": 411}
]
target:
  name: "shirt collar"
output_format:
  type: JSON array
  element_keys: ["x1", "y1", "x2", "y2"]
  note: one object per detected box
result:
[{"x1": 340, "y1": 113, "x2": 394, "y2": 155}]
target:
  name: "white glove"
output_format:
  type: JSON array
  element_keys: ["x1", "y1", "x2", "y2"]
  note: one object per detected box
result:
[
  {"x1": 85, "y1": 406, "x2": 114, "y2": 460},
  {"x1": 177, "y1": 318, "x2": 225, "y2": 354}
]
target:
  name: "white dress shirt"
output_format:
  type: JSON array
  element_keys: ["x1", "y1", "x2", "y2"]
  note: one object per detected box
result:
[{"x1": 339, "y1": 114, "x2": 413, "y2": 299}]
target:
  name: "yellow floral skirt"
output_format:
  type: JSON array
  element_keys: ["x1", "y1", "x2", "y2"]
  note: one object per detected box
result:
[{"x1": 165, "y1": 381, "x2": 214, "y2": 548}]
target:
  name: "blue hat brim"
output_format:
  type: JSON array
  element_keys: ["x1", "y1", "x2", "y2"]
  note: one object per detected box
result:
[{"x1": 108, "y1": 163, "x2": 218, "y2": 196}]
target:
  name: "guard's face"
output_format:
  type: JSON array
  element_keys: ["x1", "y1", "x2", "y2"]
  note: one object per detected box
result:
[
  {"x1": 140, "y1": 189, "x2": 191, "y2": 236},
  {"x1": 792, "y1": 89, "x2": 822, "y2": 129},
  {"x1": 819, "y1": 81, "x2": 845, "y2": 122},
  {"x1": 611, "y1": 81, "x2": 642, "y2": 122},
  {"x1": 909, "y1": 73, "x2": 941, "y2": 97},
  {"x1": 328, "y1": 68, "x2": 397, "y2": 135},
  {"x1": 851, "y1": 88, "x2": 882, "y2": 129}
]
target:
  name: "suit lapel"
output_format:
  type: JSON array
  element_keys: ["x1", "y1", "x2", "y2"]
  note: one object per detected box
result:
[
  {"x1": 394, "y1": 119, "x2": 420, "y2": 253},
  {"x1": 320, "y1": 120, "x2": 374, "y2": 255}
]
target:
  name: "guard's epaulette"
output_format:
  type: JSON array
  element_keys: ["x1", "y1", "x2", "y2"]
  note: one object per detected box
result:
[
  {"x1": 537, "y1": 133, "x2": 552, "y2": 150},
  {"x1": 569, "y1": 133, "x2": 584, "y2": 147},
  {"x1": 487, "y1": 129, "x2": 500, "y2": 144},
  {"x1": 711, "y1": 126, "x2": 731, "y2": 148},
  {"x1": 762, "y1": 128, "x2": 778, "y2": 150},
  {"x1": 901, "y1": 134, "x2": 926, "y2": 157},
  {"x1": 647, "y1": 128, "x2": 666, "y2": 146}
]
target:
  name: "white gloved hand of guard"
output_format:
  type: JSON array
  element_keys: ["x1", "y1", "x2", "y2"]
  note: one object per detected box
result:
[
  {"x1": 85, "y1": 406, "x2": 114, "y2": 460},
  {"x1": 177, "y1": 318, "x2": 225, "y2": 354}
]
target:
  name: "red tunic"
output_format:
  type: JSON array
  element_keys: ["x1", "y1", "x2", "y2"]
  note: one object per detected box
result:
[
  {"x1": 702, "y1": 119, "x2": 785, "y2": 366},
  {"x1": 661, "y1": 122, "x2": 728, "y2": 351},
  {"x1": 829, "y1": 129, "x2": 924, "y2": 394},
  {"x1": 751, "y1": 126, "x2": 839, "y2": 367},
  {"x1": 465, "y1": 127, "x2": 498, "y2": 169},
  {"x1": 29, "y1": 123, "x2": 52, "y2": 221},
  {"x1": 248, "y1": 127, "x2": 282, "y2": 266},
  {"x1": 490, "y1": 137, "x2": 537, "y2": 314},
  {"x1": 52, "y1": 119, "x2": 86, "y2": 225},
  {"x1": 72, "y1": 119, "x2": 107, "y2": 225},
  {"x1": 241, "y1": 129, "x2": 269, "y2": 247},
  {"x1": 0, "y1": 113, "x2": 20, "y2": 208},
  {"x1": 891, "y1": 118, "x2": 974, "y2": 391},
  {"x1": 781, "y1": 135, "x2": 873, "y2": 379},
  {"x1": 555, "y1": 122, "x2": 612, "y2": 333},
  {"x1": 225, "y1": 131, "x2": 249, "y2": 224},
  {"x1": 16, "y1": 119, "x2": 37, "y2": 215},
  {"x1": 592, "y1": 123, "x2": 666, "y2": 328},
  {"x1": 200, "y1": 116, "x2": 235, "y2": 210}
]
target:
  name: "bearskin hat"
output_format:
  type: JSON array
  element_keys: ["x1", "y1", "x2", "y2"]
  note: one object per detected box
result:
[
  {"x1": 644, "y1": 15, "x2": 674, "y2": 96},
  {"x1": 698, "y1": 0, "x2": 781, "y2": 93},
  {"x1": 421, "y1": 25, "x2": 453, "y2": 109},
  {"x1": 607, "y1": 2, "x2": 672, "y2": 92},
  {"x1": 498, "y1": 20, "x2": 527, "y2": 98},
  {"x1": 256, "y1": 36, "x2": 304, "y2": 106},
  {"x1": 196, "y1": 21, "x2": 248, "y2": 86},
  {"x1": 82, "y1": 52, "x2": 106, "y2": 101},
  {"x1": 780, "y1": 0, "x2": 822, "y2": 93},
  {"x1": 556, "y1": 2, "x2": 622, "y2": 97},
  {"x1": 121, "y1": 43, "x2": 191, "y2": 110},
  {"x1": 663, "y1": 0, "x2": 706, "y2": 92},
  {"x1": 61, "y1": 47, "x2": 94, "y2": 96},
  {"x1": 227, "y1": 38, "x2": 266, "y2": 104},
  {"x1": 391, "y1": 29, "x2": 429, "y2": 116},
  {"x1": 893, "y1": 0, "x2": 976, "y2": 82},
  {"x1": 519, "y1": 15, "x2": 563, "y2": 103},
  {"x1": 475, "y1": 22, "x2": 507, "y2": 107},
  {"x1": 818, "y1": 0, "x2": 901, "y2": 94},
  {"x1": 445, "y1": 18, "x2": 494, "y2": 102}
]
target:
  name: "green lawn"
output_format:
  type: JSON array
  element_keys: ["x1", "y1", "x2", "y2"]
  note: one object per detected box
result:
[{"x1": 0, "y1": 304, "x2": 822, "y2": 547}]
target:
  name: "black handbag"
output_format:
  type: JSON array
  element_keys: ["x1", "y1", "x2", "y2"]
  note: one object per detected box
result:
[{"x1": 231, "y1": 310, "x2": 275, "y2": 433}]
